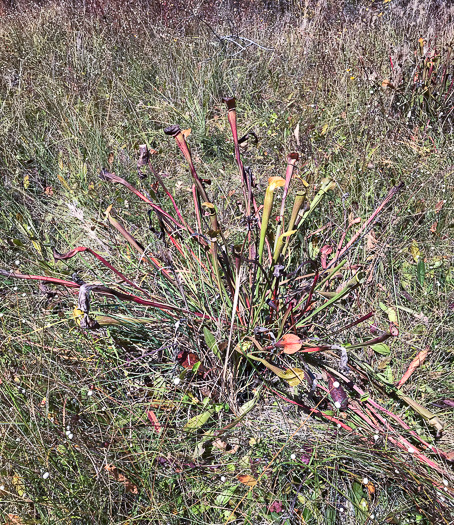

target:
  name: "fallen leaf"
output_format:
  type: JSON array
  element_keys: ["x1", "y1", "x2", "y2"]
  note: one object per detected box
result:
[
  {"x1": 12, "y1": 473, "x2": 25, "y2": 497},
  {"x1": 409, "y1": 240, "x2": 420, "y2": 262},
  {"x1": 278, "y1": 333, "x2": 302, "y2": 354},
  {"x1": 147, "y1": 410, "x2": 162, "y2": 432},
  {"x1": 182, "y1": 128, "x2": 191, "y2": 138},
  {"x1": 381, "y1": 79, "x2": 395, "y2": 89},
  {"x1": 430, "y1": 221, "x2": 437, "y2": 233},
  {"x1": 435, "y1": 201, "x2": 444, "y2": 213},
  {"x1": 212, "y1": 439, "x2": 239, "y2": 455},
  {"x1": 366, "y1": 231, "x2": 378, "y2": 251},
  {"x1": 237, "y1": 474, "x2": 257, "y2": 487},
  {"x1": 44, "y1": 186, "x2": 53, "y2": 196},
  {"x1": 366, "y1": 482, "x2": 376, "y2": 498},
  {"x1": 280, "y1": 367, "x2": 306, "y2": 386},
  {"x1": 5, "y1": 515, "x2": 25, "y2": 525},
  {"x1": 108, "y1": 152, "x2": 114, "y2": 165},
  {"x1": 23, "y1": 174, "x2": 30, "y2": 189},
  {"x1": 105, "y1": 464, "x2": 138, "y2": 494},
  {"x1": 177, "y1": 350, "x2": 200, "y2": 369},
  {"x1": 396, "y1": 347, "x2": 429, "y2": 388}
]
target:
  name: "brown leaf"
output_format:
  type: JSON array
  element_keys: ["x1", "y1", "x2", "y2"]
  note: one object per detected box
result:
[
  {"x1": 366, "y1": 482, "x2": 376, "y2": 498},
  {"x1": 237, "y1": 474, "x2": 257, "y2": 487},
  {"x1": 177, "y1": 350, "x2": 200, "y2": 369},
  {"x1": 213, "y1": 439, "x2": 239, "y2": 455},
  {"x1": 430, "y1": 221, "x2": 437, "y2": 233},
  {"x1": 147, "y1": 410, "x2": 162, "y2": 432},
  {"x1": 44, "y1": 186, "x2": 54, "y2": 196},
  {"x1": 396, "y1": 347, "x2": 429, "y2": 388},
  {"x1": 435, "y1": 201, "x2": 444, "y2": 213},
  {"x1": 108, "y1": 152, "x2": 114, "y2": 165},
  {"x1": 5, "y1": 516, "x2": 25, "y2": 525},
  {"x1": 381, "y1": 79, "x2": 396, "y2": 89},
  {"x1": 366, "y1": 231, "x2": 378, "y2": 251},
  {"x1": 105, "y1": 464, "x2": 138, "y2": 494}
]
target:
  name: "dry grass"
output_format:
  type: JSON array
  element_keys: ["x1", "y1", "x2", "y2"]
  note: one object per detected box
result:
[{"x1": 0, "y1": 1, "x2": 453, "y2": 524}]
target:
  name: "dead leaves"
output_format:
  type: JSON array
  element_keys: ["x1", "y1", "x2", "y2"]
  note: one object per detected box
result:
[
  {"x1": 212, "y1": 438, "x2": 239, "y2": 455},
  {"x1": 366, "y1": 231, "x2": 379, "y2": 251},
  {"x1": 147, "y1": 409, "x2": 162, "y2": 432},
  {"x1": 177, "y1": 350, "x2": 200, "y2": 369},
  {"x1": 237, "y1": 474, "x2": 257, "y2": 487},
  {"x1": 105, "y1": 464, "x2": 138, "y2": 494},
  {"x1": 176, "y1": 350, "x2": 207, "y2": 376},
  {"x1": 435, "y1": 200, "x2": 444, "y2": 213},
  {"x1": 5, "y1": 516, "x2": 25, "y2": 525},
  {"x1": 396, "y1": 347, "x2": 429, "y2": 388}
]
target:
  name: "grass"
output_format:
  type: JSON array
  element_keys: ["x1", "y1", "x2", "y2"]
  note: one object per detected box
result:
[{"x1": 0, "y1": 0, "x2": 453, "y2": 523}]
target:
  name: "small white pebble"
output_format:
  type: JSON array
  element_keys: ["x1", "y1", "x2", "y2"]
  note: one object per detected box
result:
[
  {"x1": 65, "y1": 430, "x2": 71, "y2": 436},
  {"x1": 221, "y1": 476, "x2": 226, "y2": 482},
  {"x1": 66, "y1": 425, "x2": 71, "y2": 430},
  {"x1": 87, "y1": 389, "x2": 93, "y2": 396},
  {"x1": 68, "y1": 433, "x2": 73, "y2": 440},
  {"x1": 0, "y1": 485, "x2": 4, "y2": 490},
  {"x1": 443, "y1": 479, "x2": 449, "y2": 487},
  {"x1": 333, "y1": 381, "x2": 340, "y2": 388},
  {"x1": 370, "y1": 514, "x2": 375, "y2": 519},
  {"x1": 13, "y1": 286, "x2": 17, "y2": 291},
  {"x1": 22, "y1": 293, "x2": 26, "y2": 297},
  {"x1": 15, "y1": 260, "x2": 20, "y2": 265},
  {"x1": 15, "y1": 437, "x2": 20, "y2": 442},
  {"x1": 408, "y1": 447, "x2": 415, "y2": 454},
  {"x1": 291, "y1": 454, "x2": 296, "y2": 460},
  {"x1": 334, "y1": 401, "x2": 341, "y2": 409},
  {"x1": 339, "y1": 507, "x2": 344, "y2": 513},
  {"x1": 0, "y1": 313, "x2": 3, "y2": 317},
  {"x1": 395, "y1": 469, "x2": 399, "y2": 474},
  {"x1": 42, "y1": 472, "x2": 49, "y2": 480},
  {"x1": 173, "y1": 377, "x2": 180, "y2": 385},
  {"x1": 373, "y1": 434, "x2": 379, "y2": 441},
  {"x1": 363, "y1": 477, "x2": 369, "y2": 485},
  {"x1": 21, "y1": 389, "x2": 25, "y2": 394}
]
